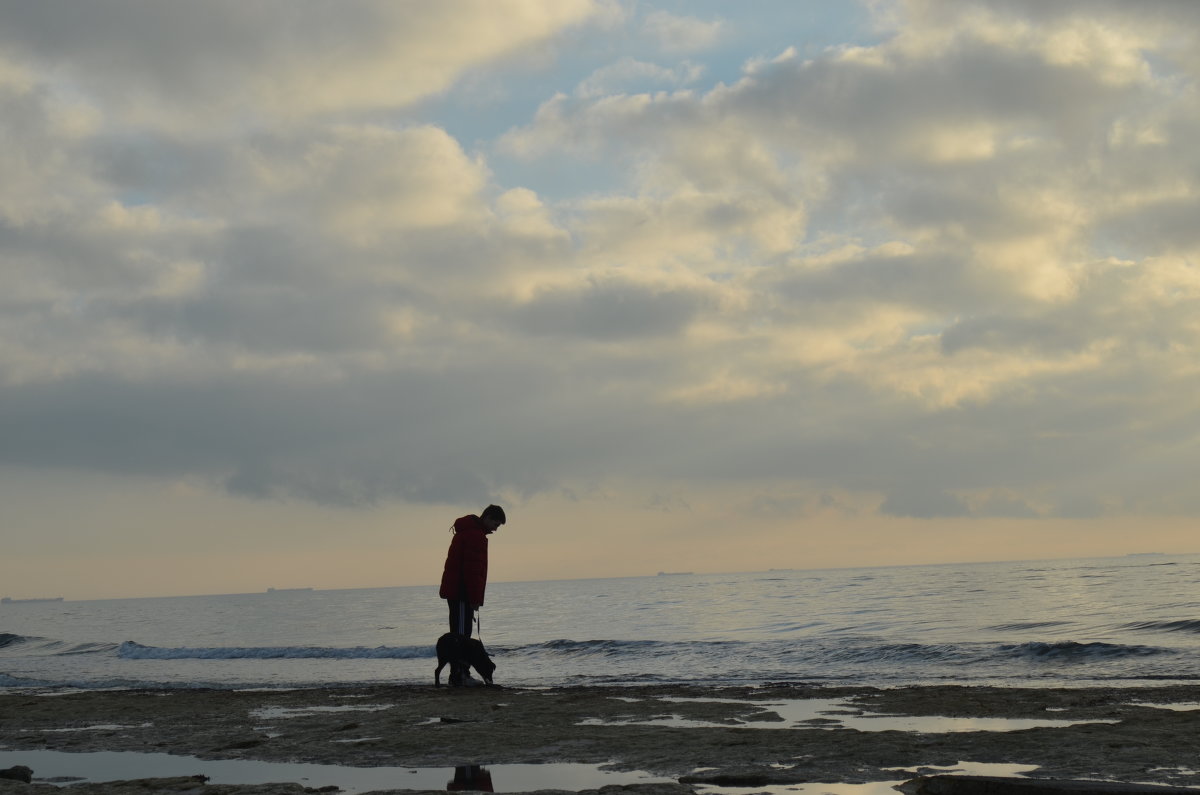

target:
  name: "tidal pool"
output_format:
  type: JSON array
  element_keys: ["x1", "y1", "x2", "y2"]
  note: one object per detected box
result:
[
  {"x1": 0, "y1": 749, "x2": 671, "y2": 793},
  {"x1": 578, "y1": 696, "x2": 1116, "y2": 733},
  {"x1": 693, "y1": 761, "x2": 1041, "y2": 795}
]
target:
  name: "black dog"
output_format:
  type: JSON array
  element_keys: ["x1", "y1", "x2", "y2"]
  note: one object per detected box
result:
[{"x1": 435, "y1": 633, "x2": 496, "y2": 686}]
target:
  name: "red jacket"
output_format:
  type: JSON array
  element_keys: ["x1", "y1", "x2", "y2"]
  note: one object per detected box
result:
[{"x1": 438, "y1": 515, "x2": 490, "y2": 607}]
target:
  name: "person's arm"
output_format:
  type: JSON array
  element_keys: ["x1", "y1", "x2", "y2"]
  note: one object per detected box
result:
[
  {"x1": 463, "y1": 533, "x2": 488, "y2": 607},
  {"x1": 438, "y1": 534, "x2": 463, "y2": 600}
]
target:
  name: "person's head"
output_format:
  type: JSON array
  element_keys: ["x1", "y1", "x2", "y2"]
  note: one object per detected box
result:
[{"x1": 480, "y1": 504, "x2": 506, "y2": 533}]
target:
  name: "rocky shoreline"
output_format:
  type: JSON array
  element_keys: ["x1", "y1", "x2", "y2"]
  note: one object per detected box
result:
[{"x1": 2, "y1": 683, "x2": 1200, "y2": 793}]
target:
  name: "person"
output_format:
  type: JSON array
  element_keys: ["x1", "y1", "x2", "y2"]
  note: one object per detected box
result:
[{"x1": 438, "y1": 504, "x2": 506, "y2": 684}]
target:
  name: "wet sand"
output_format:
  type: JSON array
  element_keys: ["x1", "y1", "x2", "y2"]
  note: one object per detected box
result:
[{"x1": 3, "y1": 683, "x2": 1200, "y2": 793}]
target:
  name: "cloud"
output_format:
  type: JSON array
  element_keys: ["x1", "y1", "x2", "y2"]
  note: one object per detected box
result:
[
  {"x1": 511, "y1": 277, "x2": 710, "y2": 340},
  {"x1": 641, "y1": 11, "x2": 723, "y2": 54},
  {"x1": 881, "y1": 489, "x2": 970, "y2": 519},
  {"x1": 0, "y1": 0, "x2": 604, "y2": 127},
  {"x1": 576, "y1": 57, "x2": 704, "y2": 98},
  {"x1": 3, "y1": 0, "x2": 1200, "y2": 527}
]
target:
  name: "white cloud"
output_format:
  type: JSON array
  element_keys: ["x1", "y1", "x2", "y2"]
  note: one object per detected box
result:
[
  {"x1": 576, "y1": 57, "x2": 704, "y2": 98},
  {"x1": 641, "y1": 10, "x2": 723, "y2": 54}
]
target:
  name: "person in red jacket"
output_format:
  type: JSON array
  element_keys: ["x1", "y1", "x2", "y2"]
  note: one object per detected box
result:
[{"x1": 439, "y1": 504, "x2": 506, "y2": 641}]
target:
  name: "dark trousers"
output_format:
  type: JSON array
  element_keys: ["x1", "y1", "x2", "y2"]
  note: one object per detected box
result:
[{"x1": 446, "y1": 599, "x2": 475, "y2": 638}]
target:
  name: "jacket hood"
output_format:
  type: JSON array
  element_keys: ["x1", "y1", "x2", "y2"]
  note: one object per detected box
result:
[{"x1": 453, "y1": 514, "x2": 493, "y2": 535}]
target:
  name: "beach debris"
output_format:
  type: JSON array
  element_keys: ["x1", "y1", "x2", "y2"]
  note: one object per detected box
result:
[{"x1": 0, "y1": 765, "x2": 33, "y2": 783}]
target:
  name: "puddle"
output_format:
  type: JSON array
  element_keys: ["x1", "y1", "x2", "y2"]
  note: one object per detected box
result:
[
  {"x1": 582, "y1": 697, "x2": 1114, "y2": 733},
  {"x1": 1129, "y1": 702, "x2": 1200, "y2": 712},
  {"x1": 693, "y1": 761, "x2": 1040, "y2": 795},
  {"x1": 832, "y1": 713, "x2": 1112, "y2": 733},
  {"x1": 0, "y1": 750, "x2": 670, "y2": 793},
  {"x1": 696, "y1": 782, "x2": 901, "y2": 795},
  {"x1": 890, "y1": 762, "x2": 1040, "y2": 778}
]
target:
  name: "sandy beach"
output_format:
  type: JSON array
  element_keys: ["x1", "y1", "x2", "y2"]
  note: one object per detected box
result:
[{"x1": 3, "y1": 683, "x2": 1200, "y2": 793}]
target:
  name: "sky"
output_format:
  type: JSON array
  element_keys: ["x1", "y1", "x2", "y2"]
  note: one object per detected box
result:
[{"x1": 2, "y1": 0, "x2": 1199, "y2": 600}]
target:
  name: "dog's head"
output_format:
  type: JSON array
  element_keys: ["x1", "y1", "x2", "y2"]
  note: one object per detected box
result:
[
  {"x1": 465, "y1": 638, "x2": 496, "y2": 683},
  {"x1": 474, "y1": 657, "x2": 496, "y2": 683}
]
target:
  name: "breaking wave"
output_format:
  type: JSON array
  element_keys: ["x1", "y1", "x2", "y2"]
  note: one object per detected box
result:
[
  {"x1": 1002, "y1": 641, "x2": 1165, "y2": 661},
  {"x1": 0, "y1": 633, "x2": 29, "y2": 649}
]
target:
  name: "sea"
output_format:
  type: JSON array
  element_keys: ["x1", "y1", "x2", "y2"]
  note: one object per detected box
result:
[{"x1": 4, "y1": 553, "x2": 1200, "y2": 692}]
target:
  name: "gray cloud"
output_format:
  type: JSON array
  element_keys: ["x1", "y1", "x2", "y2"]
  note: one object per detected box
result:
[
  {"x1": 940, "y1": 315, "x2": 1092, "y2": 356},
  {"x1": 880, "y1": 490, "x2": 970, "y2": 519},
  {"x1": 763, "y1": 249, "x2": 995, "y2": 315},
  {"x1": 0, "y1": 0, "x2": 603, "y2": 124},
  {"x1": 511, "y1": 279, "x2": 709, "y2": 340}
]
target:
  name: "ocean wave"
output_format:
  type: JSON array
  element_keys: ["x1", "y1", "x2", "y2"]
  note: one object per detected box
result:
[
  {"x1": 1119, "y1": 619, "x2": 1200, "y2": 635},
  {"x1": 541, "y1": 639, "x2": 675, "y2": 656},
  {"x1": 0, "y1": 633, "x2": 30, "y2": 650},
  {"x1": 984, "y1": 621, "x2": 1074, "y2": 631},
  {"x1": 524, "y1": 637, "x2": 1177, "y2": 669},
  {"x1": 534, "y1": 638, "x2": 982, "y2": 668},
  {"x1": 59, "y1": 641, "x2": 123, "y2": 656},
  {"x1": 1002, "y1": 641, "x2": 1166, "y2": 661},
  {"x1": 0, "y1": 636, "x2": 119, "y2": 658},
  {"x1": 535, "y1": 639, "x2": 741, "y2": 658},
  {"x1": 117, "y1": 641, "x2": 432, "y2": 661},
  {"x1": 823, "y1": 642, "x2": 972, "y2": 664}
]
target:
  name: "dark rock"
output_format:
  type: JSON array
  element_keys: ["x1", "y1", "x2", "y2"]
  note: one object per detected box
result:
[
  {"x1": 0, "y1": 766, "x2": 33, "y2": 783},
  {"x1": 210, "y1": 738, "x2": 263, "y2": 751}
]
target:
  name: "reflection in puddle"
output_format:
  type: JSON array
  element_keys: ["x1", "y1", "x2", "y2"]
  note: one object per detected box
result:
[
  {"x1": 580, "y1": 697, "x2": 1114, "y2": 733},
  {"x1": 0, "y1": 750, "x2": 669, "y2": 794},
  {"x1": 449, "y1": 765, "x2": 495, "y2": 792}
]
